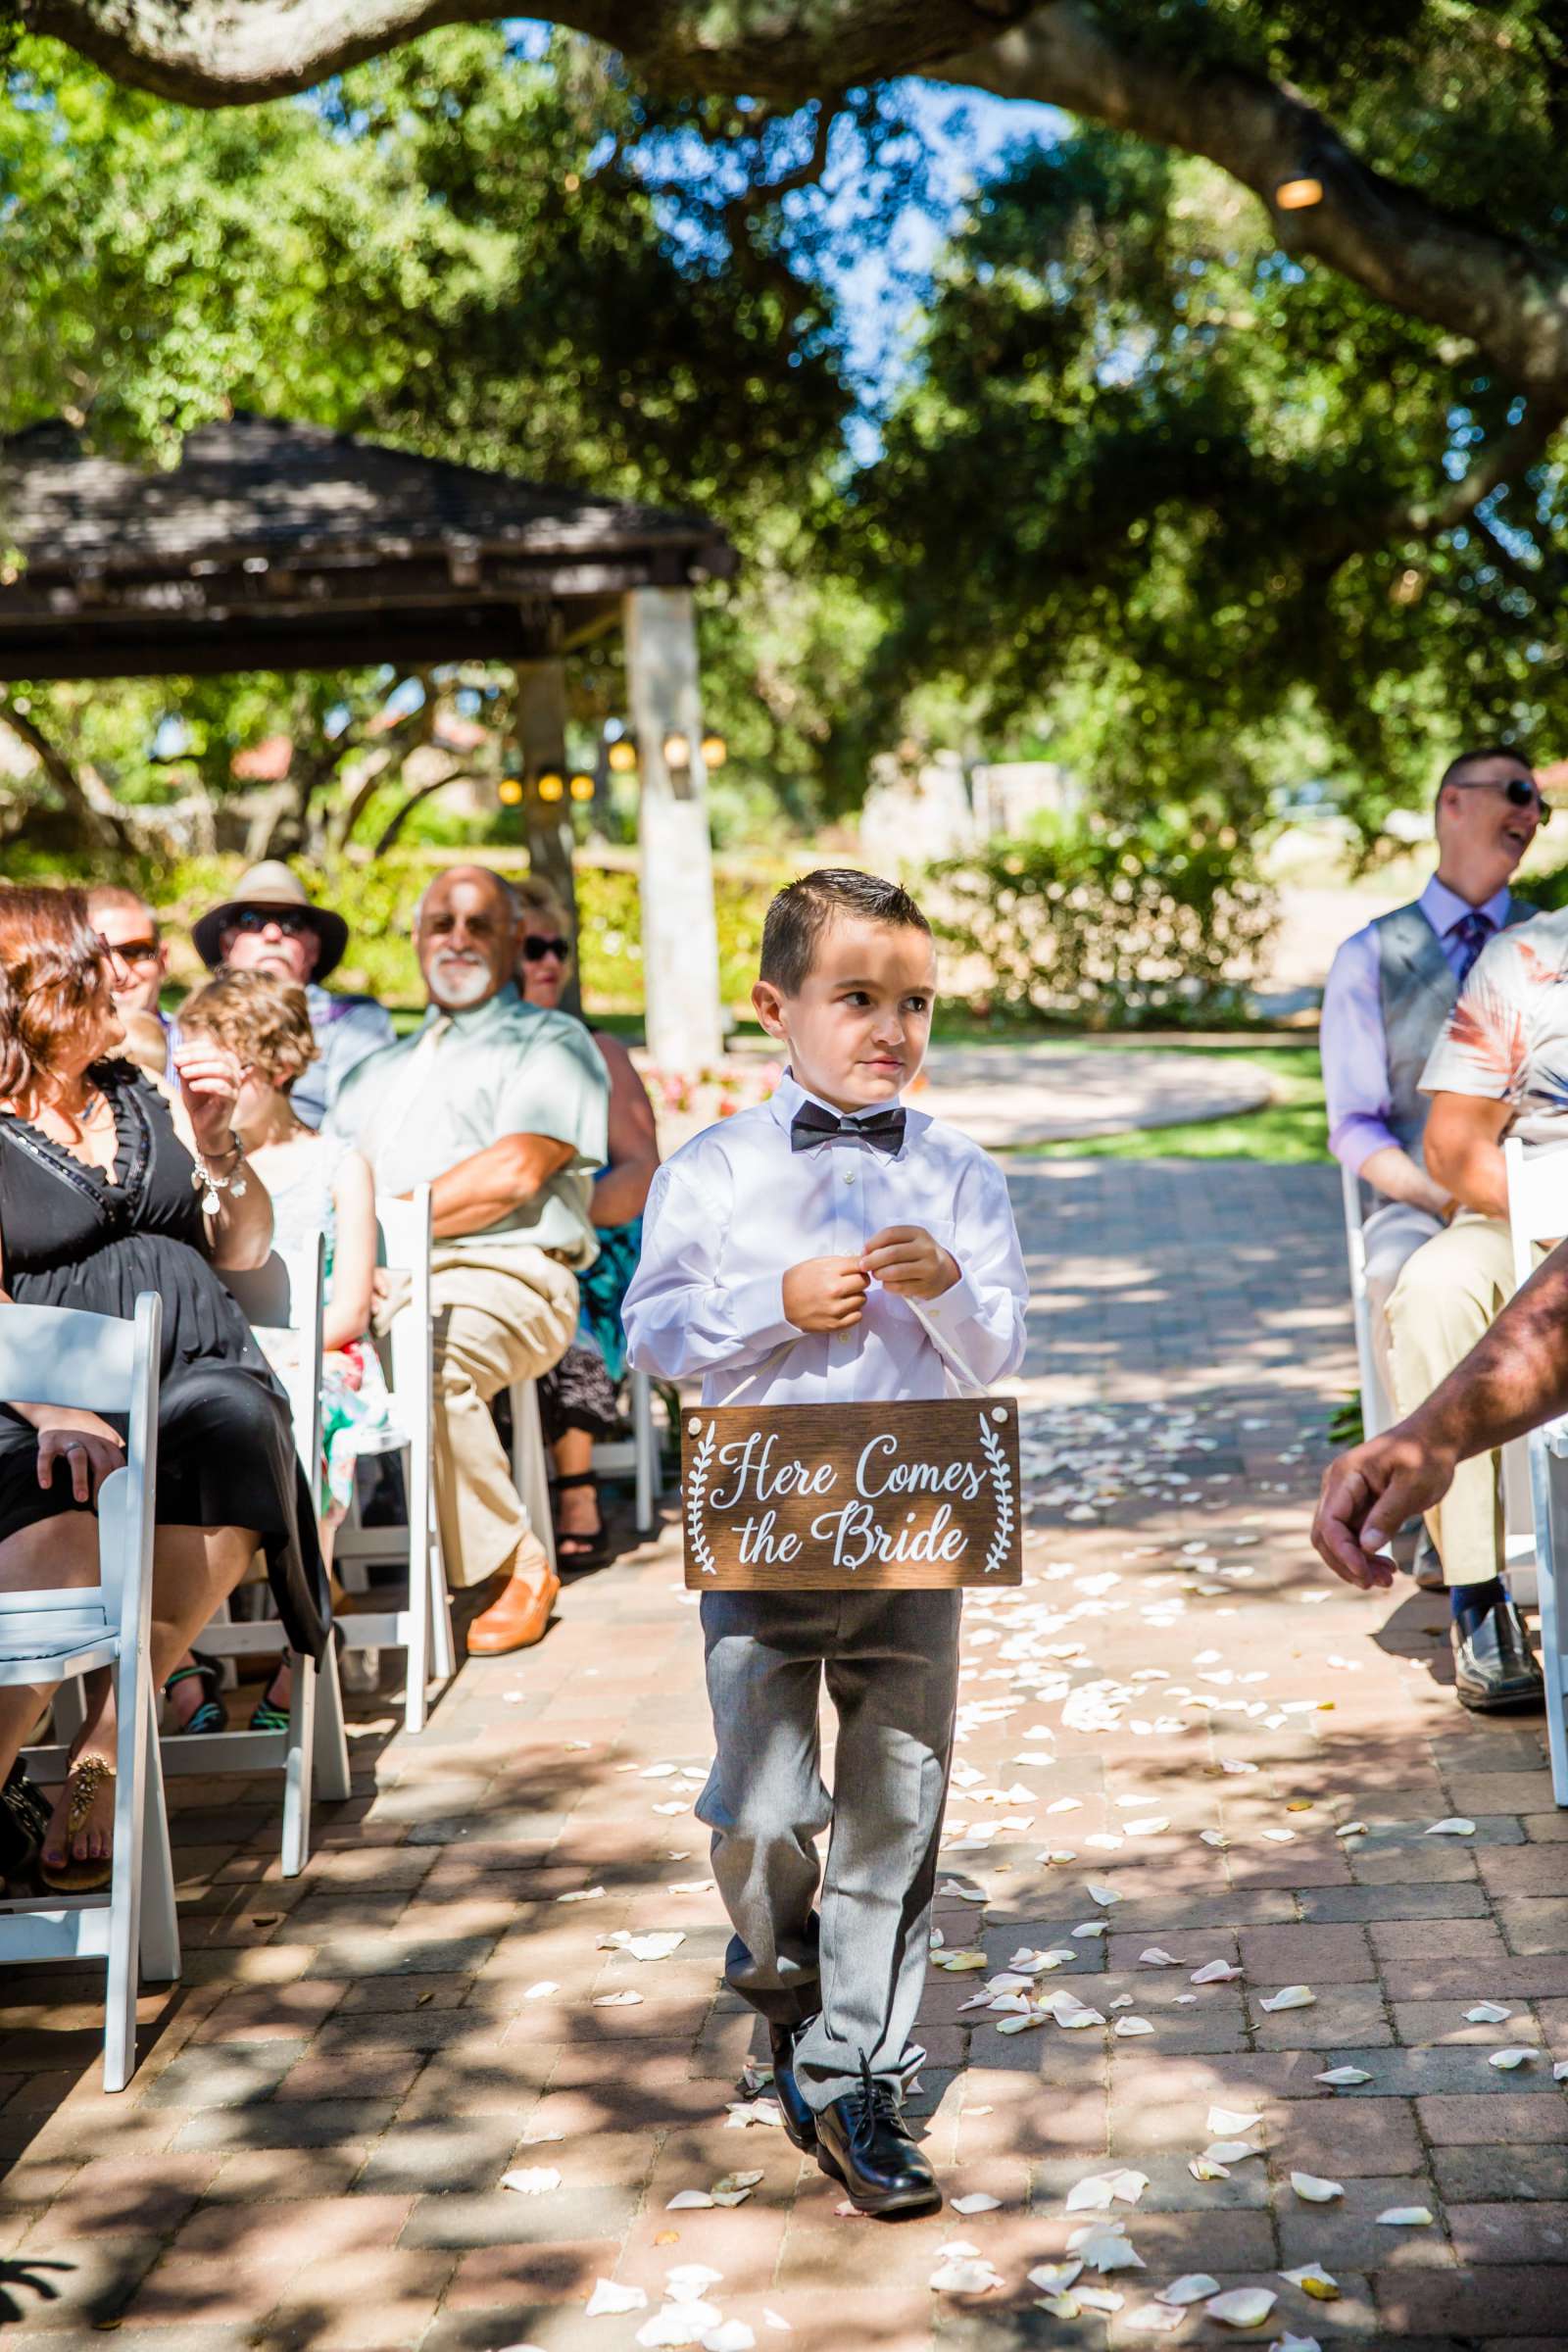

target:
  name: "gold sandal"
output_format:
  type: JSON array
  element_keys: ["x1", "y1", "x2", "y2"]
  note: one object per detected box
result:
[{"x1": 38, "y1": 1755, "x2": 116, "y2": 1893}]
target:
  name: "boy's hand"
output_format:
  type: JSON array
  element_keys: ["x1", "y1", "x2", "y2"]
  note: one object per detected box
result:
[
  {"x1": 862, "y1": 1225, "x2": 959, "y2": 1300},
  {"x1": 783, "y1": 1255, "x2": 870, "y2": 1333}
]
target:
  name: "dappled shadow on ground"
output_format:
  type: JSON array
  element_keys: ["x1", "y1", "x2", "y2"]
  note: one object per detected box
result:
[{"x1": 0, "y1": 1158, "x2": 1553, "y2": 2346}]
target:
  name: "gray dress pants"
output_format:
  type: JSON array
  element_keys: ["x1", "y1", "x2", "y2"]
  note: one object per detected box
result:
[{"x1": 696, "y1": 1588, "x2": 960, "y2": 2111}]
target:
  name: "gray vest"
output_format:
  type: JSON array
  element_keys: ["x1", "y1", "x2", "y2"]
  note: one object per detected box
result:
[{"x1": 1373, "y1": 896, "x2": 1534, "y2": 1165}]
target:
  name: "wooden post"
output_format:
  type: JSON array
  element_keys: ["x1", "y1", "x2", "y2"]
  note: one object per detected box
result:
[
  {"x1": 514, "y1": 657, "x2": 581, "y2": 1018},
  {"x1": 623, "y1": 586, "x2": 723, "y2": 1071}
]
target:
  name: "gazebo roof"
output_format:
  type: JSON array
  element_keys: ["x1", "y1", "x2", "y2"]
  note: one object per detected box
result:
[{"x1": 0, "y1": 415, "x2": 737, "y2": 681}]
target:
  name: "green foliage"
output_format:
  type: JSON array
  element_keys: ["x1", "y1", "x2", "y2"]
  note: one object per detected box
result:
[
  {"x1": 855, "y1": 119, "x2": 1568, "y2": 851},
  {"x1": 936, "y1": 811, "x2": 1278, "y2": 1030}
]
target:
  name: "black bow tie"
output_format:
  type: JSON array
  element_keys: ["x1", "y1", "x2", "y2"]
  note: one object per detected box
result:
[{"x1": 790, "y1": 1101, "x2": 906, "y2": 1155}]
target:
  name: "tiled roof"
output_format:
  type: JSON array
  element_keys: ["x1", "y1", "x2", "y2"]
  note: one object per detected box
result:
[{"x1": 1, "y1": 414, "x2": 735, "y2": 581}]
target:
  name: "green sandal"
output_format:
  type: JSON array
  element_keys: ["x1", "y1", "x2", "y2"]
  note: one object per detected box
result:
[{"x1": 163, "y1": 1650, "x2": 228, "y2": 1737}]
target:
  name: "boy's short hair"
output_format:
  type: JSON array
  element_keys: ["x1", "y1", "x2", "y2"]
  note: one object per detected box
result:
[
  {"x1": 760, "y1": 868, "x2": 932, "y2": 997},
  {"x1": 179, "y1": 967, "x2": 318, "y2": 1092},
  {"x1": 1435, "y1": 743, "x2": 1533, "y2": 810}
]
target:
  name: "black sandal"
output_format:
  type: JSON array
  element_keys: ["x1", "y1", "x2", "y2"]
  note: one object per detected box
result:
[
  {"x1": 0, "y1": 1758, "x2": 51, "y2": 1896},
  {"x1": 163, "y1": 1650, "x2": 228, "y2": 1737},
  {"x1": 554, "y1": 1470, "x2": 609, "y2": 1569}
]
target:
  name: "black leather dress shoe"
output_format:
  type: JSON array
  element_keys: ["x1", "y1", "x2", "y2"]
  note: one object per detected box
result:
[
  {"x1": 1452, "y1": 1595, "x2": 1545, "y2": 1712},
  {"x1": 768, "y1": 2022, "x2": 817, "y2": 2152},
  {"x1": 815, "y1": 2062, "x2": 941, "y2": 2216}
]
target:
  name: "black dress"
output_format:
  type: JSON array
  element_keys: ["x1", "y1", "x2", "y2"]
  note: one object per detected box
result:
[{"x1": 0, "y1": 1060, "x2": 328, "y2": 1661}]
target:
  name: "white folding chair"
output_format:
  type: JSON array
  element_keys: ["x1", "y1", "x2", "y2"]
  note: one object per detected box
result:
[
  {"x1": 1341, "y1": 1162, "x2": 1395, "y2": 1441},
  {"x1": 2, "y1": 1295, "x2": 179, "y2": 2090},
  {"x1": 331, "y1": 1188, "x2": 454, "y2": 1734},
  {"x1": 181, "y1": 1234, "x2": 352, "y2": 1877},
  {"x1": 588, "y1": 1367, "x2": 663, "y2": 1540},
  {"x1": 1504, "y1": 1136, "x2": 1568, "y2": 1798}
]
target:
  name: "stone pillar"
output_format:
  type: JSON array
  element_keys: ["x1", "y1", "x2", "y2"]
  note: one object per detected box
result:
[
  {"x1": 624, "y1": 586, "x2": 723, "y2": 1071},
  {"x1": 514, "y1": 657, "x2": 581, "y2": 1018}
]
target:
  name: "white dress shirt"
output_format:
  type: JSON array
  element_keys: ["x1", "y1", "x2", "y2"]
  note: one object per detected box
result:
[{"x1": 622, "y1": 1069, "x2": 1029, "y2": 1405}]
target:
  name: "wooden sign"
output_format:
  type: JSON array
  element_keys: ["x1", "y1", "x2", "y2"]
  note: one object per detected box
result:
[{"x1": 681, "y1": 1398, "x2": 1021, "y2": 1590}]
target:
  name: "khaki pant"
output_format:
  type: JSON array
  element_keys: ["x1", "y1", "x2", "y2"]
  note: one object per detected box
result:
[
  {"x1": 1361, "y1": 1199, "x2": 1446, "y2": 1401},
  {"x1": 426, "y1": 1247, "x2": 579, "y2": 1591},
  {"x1": 1386, "y1": 1214, "x2": 1522, "y2": 1586}
]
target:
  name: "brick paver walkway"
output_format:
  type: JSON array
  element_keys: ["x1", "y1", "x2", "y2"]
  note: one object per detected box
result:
[{"x1": 0, "y1": 1159, "x2": 1562, "y2": 2349}]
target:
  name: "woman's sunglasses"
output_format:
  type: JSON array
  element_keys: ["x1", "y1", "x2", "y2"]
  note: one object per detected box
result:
[
  {"x1": 98, "y1": 935, "x2": 162, "y2": 966},
  {"x1": 521, "y1": 933, "x2": 570, "y2": 961},
  {"x1": 1456, "y1": 775, "x2": 1550, "y2": 826}
]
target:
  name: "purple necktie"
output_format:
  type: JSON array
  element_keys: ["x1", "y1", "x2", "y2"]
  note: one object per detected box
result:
[{"x1": 1452, "y1": 909, "x2": 1494, "y2": 987}]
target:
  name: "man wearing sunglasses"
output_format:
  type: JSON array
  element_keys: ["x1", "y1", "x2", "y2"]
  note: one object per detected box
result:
[
  {"x1": 1323, "y1": 749, "x2": 1543, "y2": 1592},
  {"x1": 1371, "y1": 750, "x2": 1566, "y2": 1710},
  {"x1": 87, "y1": 884, "x2": 174, "y2": 1066},
  {"x1": 191, "y1": 861, "x2": 393, "y2": 1129}
]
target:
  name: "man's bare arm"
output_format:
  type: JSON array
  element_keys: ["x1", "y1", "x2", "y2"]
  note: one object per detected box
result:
[
  {"x1": 1422, "y1": 1093, "x2": 1512, "y2": 1220},
  {"x1": 427, "y1": 1135, "x2": 573, "y2": 1239},
  {"x1": 1355, "y1": 1143, "x2": 1452, "y2": 1219},
  {"x1": 1313, "y1": 1236, "x2": 1568, "y2": 1588}
]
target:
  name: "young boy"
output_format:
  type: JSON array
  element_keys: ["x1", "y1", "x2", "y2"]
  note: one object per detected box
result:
[{"x1": 622, "y1": 868, "x2": 1028, "y2": 2214}]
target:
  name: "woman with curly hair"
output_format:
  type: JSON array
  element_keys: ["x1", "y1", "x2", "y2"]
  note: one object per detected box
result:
[
  {"x1": 0, "y1": 886, "x2": 328, "y2": 1889},
  {"x1": 171, "y1": 968, "x2": 400, "y2": 1726}
]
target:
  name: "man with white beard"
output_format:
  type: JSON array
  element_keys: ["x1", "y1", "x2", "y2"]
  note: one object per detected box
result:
[{"x1": 327, "y1": 867, "x2": 608, "y2": 1653}]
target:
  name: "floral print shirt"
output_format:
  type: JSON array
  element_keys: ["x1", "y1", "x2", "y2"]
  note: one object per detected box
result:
[{"x1": 1420, "y1": 908, "x2": 1568, "y2": 1151}]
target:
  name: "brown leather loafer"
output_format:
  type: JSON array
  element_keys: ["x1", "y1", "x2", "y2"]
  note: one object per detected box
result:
[{"x1": 466, "y1": 1566, "x2": 562, "y2": 1655}]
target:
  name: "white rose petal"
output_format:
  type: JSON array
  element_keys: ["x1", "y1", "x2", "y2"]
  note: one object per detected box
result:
[
  {"x1": 501, "y1": 2168, "x2": 561, "y2": 2195},
  {"x1": 928, "y1": 2257, "x2": 1002, "y2": 2294},
  {"x1": 1027, "y1": 2261, "x2": 1084, "y2": 2296},
  {"x1": 704, "y1": 2328, "x2": 757, "y2": 2352},
  {"x1": 1290, "y1": 2173, "x2": 1344, "y2": 2203},
  {"x1": 665, "y1": 2190, "x2": 715, "y2": 2210},
  {"x1": 1191, "y1": 1959, "x2": 1243, "y2": 1984},
  {"x1": 1425, "y1": 1818, "x2": 1477, "y2": 1837},
  {"x1": 1491, "y1": 2047, "x2": 1535, "y2": 2071},
  {"x1": 1158, "y1": 2274, "x2": 1221, "y2": 2305},
  {"x1": 1140, "y1": 1947, "x2": 1179, "y2": 1967},
  {"x1": 951, "y1": 2192, "x2": 1003, "y2": 2214},
  {"x1": 1086, "y1": 1880, "x2": 1124, "y2": 1906},
  {"x1": 594, "y1": 1991, "x2": 645, "y2": 2008},
  {"x1": 1258, "y1": 1984, "x2": 1316, "y2": 2013},
  {"x1": 1207, "y1": 2106, "x2": 1263, "y2": 2136},
  {"x1": 1334, "y1": 1823, "x2": 1368, "y2": 1839},
  {"x1": 1313, "y1": 2066, "x2": 1371, "y2": 2086},
  {"x1": 585, "y1": 2278, "x2": 650, "y2": 2317},
  {"x1": 557, "y1": 1886, "x2": 607, "y2": 1902},
  {"x1": 1279, "y1": 2266, "x2": 1339, "y2": 2297},
  {"x1": 1206, "y1": 2286, "x2": 1278, "y2": 2328},
  {"x1": 1075, "y1": 2286, "x2": 1128, "y2": 2314},
  {"x1": 1376, "y1": 2206, "x2": 1435, "y2": 2227},
  {"x1": 1072, "y1": 2228, "x2": 1146, "y2": 2273},
  {"x1": 1204, "y1": 2141, "x2": 1264, "y2": 2165},
  {"x1": 1466, "y1": 2001, "x2": 1512, "y2": 2025}
]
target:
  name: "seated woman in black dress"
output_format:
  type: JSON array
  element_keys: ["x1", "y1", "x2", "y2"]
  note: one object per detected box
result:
[{"x1": 0, "y1": 886, "x2": 329, "y2": 1890}]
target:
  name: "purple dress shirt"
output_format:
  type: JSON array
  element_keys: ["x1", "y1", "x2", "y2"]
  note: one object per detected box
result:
[{"x1": 1322, "y1": 875, "x2": 1515, "y2": 1174}]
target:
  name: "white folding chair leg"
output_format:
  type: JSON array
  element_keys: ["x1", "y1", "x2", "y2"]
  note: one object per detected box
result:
[
  {"x1": 404, "y1": 1437, "x2": 432, "y2": 1737},
  {"x1": 104, "y1": 1666, "x2": 152, "y2": 2094},
  {"x1": 632, "y1": 1368, "x2": 660, "y2": 1537},
  {"x1": 136, "y1": 1690, "x2": 180, "y2": 1984},
  {"x1": 428, "y1": 1506, "x2": 456, "y2": 1684},
  {"x1": 280, "y1": 1650, "x2": 317, "y2": 1881},
  {"x1": 313, "y1": 1639, "x2": 353, "y2": 1804},
  {"x1": 512, "y1": 1380, "x2": 557, "y2": 1573},
  {"x1": 1532, "y1": 1436, "x2": 1568, "y2": 1805}
]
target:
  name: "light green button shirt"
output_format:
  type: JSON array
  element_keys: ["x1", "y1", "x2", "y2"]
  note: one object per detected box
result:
[{"x1": 325, "y1": 982, "x2": 610, "y2": 1267}]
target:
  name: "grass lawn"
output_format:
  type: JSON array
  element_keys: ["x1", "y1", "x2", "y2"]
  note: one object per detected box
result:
[{"x1": 1020, "y1": 1040, "x2": 1328, "y2": 1165}]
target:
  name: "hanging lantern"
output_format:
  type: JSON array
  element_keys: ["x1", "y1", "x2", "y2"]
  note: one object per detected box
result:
[
  {"x1": 537, "y1": 770, "x2": 565, "y2": 803},
  {"x1": 568, "y1": 772, "x2": 596, "y2": 802},
  {"x1": 663, "y1": 731, "x2": 691, "y2": 769},
  {"x1": 701, "y1": 733, "x2": 728, "y2": 769},
  {"x1": 498, "y1": 776, "x2": 524, "y2": 807},
  {"x1": 608, "y1": 738, "x2": 638, "y2": 774}
]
